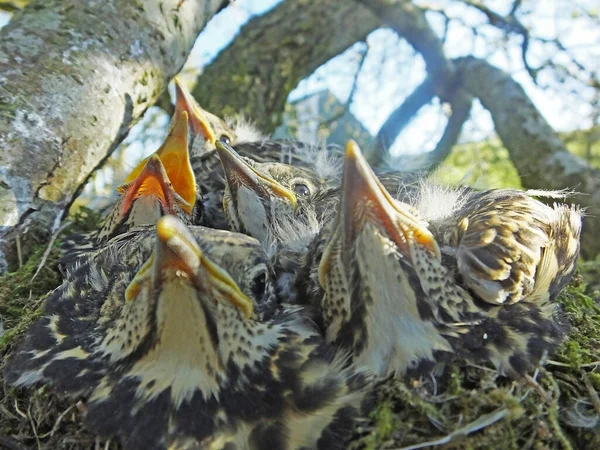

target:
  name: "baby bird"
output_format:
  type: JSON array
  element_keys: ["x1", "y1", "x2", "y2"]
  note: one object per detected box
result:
[
  {"x1": 171, "y1": 77, "x2": 262, "y2": 159},
  {"x1": 193, "y1": 139, "x2": 344, "y2": 231},
  {"x1": 6, "y1": 216, "x2": 371, "y2": 450},
  {"x1": 61, "y1": 112, "x2": 199, "y2": 264},
  {"x1": 215, "y1": 140, "x2": 337, "y2": 242},
  {"x1": 307, "y1": 141, "x2": 580, "y2": 379},
  {"x1": 417, "y1": 186, "x2": 582, "y2": 307}
]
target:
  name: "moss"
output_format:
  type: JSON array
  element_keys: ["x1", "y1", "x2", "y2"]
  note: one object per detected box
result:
[
  {"x1": 361, "y1": 400, "x2": 397, "y2": 450},
  {"x1": 0, "y1": 207, "x2": 99, "y2": 351},
  {"x1": 350, "y1": 269, "x2": 600, "y2": 450},
  {"x1": 0, "y1": 207, "x2": 103, "y2": 448}
]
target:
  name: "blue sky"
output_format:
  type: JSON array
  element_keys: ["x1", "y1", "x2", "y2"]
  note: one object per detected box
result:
[{"x1": 1, "y1": 1, "x2": 597, "y2": 189}]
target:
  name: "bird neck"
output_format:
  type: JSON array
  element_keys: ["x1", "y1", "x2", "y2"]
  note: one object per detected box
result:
[
  {"x1": 97, "y1": 195, "x2": 162, "y2": 243},
  {"x1": 324, "y1": 227, "x2": 452, "y2": 376}
]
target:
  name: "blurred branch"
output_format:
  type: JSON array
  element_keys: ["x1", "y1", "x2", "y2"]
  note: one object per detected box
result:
[
  {"x1": 347, "y1": 44, "x2": 369, "y2": 108},
  {"x1": 376, "y1": 77, "x2": 435, "y2": 153},
  {"x1": 454, "y1": 56, "x2": 600, "y2": 258},
  {"x1": 319, "y1": 44, "x2": 369, "y2": 129},
  {"x1": 155, "y1": 89, "x2": 174, "y2": 116},
  {"x1": 0, "y1": 0, "x2": 28, "y2": 12},
  {"x1": 357, "y1": 0, "x2": 455, "y2": 89},
  {"x1": 425, "y1": 89, "x2": 473, "y2": 171},
  {"x1": 457, "y1": 0, "x2": 536, "y2": 81},
  {"x1": 361, "y1": 0, "x2": 462, "y2": 166}
]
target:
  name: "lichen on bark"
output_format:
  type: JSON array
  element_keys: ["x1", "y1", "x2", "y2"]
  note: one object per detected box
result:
[{"x1": 0, "y1": 0, "x2": 223, "y2": 272}]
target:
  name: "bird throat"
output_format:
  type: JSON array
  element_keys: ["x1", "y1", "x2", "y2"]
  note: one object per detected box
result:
[
  {"x1": 329, "y1": 228, "x2": 452, "y2": 377},
  {"x1": 104, "y1": 278, "x2": 225, "y2": 406}
]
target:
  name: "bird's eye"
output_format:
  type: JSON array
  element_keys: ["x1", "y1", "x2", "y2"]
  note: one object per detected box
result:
[
  {"x1": 293, "y1": 183, "x2": 310, "y2": 197},
  {"x1": 251, "y1": 272, "x2": 267, "y2": 298},
  {"x1": 219, "y1": 135, "x2": 231, "y2": 145}
]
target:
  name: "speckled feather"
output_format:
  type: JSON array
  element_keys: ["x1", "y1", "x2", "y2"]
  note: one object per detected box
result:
[
  {"x1": 6, "y1": 220, "x2": 371, "y2": 450},
  {"x1": 304, "y1": 143, "x2": 581, "y2": 378}
]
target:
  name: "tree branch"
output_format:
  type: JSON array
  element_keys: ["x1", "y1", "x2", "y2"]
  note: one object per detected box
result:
[
  {"x1": 425, "y1": 89, "x2": 473, "y2": 171},
  {"x1": 356, "y1": 0, "x2": 455, "y2": 89},
  {"x1": 376, "y1": 77, "x2": 436, "y2": 153},
  {"x1": 192, "y1": 0, "x2": 381, "y2": 133},
  {"x1": 0, "y1": 0, "x2": 222, "y2": 272}
]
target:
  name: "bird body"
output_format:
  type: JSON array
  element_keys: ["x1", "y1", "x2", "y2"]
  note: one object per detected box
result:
[
  {"x1": 310, "y1": 141, "x2": 580, "y2": 378},
  {"x1": 7, "y1": 217, "x2": 371, "y2": 450}
]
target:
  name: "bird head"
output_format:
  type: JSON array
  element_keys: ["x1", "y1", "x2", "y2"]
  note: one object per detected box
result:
[
  {"x1": 173, "y1": 77, "x2": 238, "y2": 156},
  {"x1": 216, "y1": 140, "x2": 299, "y2": 242},
  {"x1": 317, "y1": 141, "x2": 448, "y2": 376},
  {"x1": 98, "y1": 216, "x2": 277, "y2": 404},
  {"x1": 97, "y1": 113, "x2": 199, "y2": 241}
]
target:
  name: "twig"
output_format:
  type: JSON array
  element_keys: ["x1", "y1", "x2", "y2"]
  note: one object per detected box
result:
[
  {"x1": 30, "y1": 220, "x2": 71, "y2": 283},
  {"x1": 26, "y1": 403, "x2": 41, "y2": 450},
  {"x1": 16, "y1": 235, "x2": 22, "y2": 269},
  {"x1": 38, "y1": 404, "x2": 76, "y2": 439},
  {"x1": 394, "y1": 408, "x2": 509, "y2": 450},
  {"x1": 581, "y1": 371, "x2": 600, "y2": 416}
]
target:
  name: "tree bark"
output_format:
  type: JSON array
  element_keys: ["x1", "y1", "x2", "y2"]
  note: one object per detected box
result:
[
  {"x1": 455, "y1": 56, "x2": 600, "y2": 258},
  {"x1": 192, "y1": 0, "x2": 381, "y2": 134},
  {"x1": 0, "y1": 0, "x2": 222, "y2": 272}
]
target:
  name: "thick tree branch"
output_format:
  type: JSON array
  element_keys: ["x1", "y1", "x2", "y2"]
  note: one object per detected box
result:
[
  {"x1": 454, "y1": 56, "x2": 600, "y2": 258},
  {"x1": 192, "y1": 0, "x2": 381, "y2": 133},
  {"x1": 0, "y1": 0, "x2": 222, "y2": 272}
]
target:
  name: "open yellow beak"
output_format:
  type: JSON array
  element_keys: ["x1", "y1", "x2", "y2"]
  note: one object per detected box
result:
[
  {"x1": 154, "y1": 215, "x2": 254, "y2": 318},
  {"x1": 117, "y1": 154, "x2": 187, "y2": 216},
  {"x1": 215, "y1": 140, "x2": 298, "y2": 210},
  {"x1": 319, "y1": 140, "x2": 440, "y2": 283},
  {"x1": 173, "y1": 76, "x2": 217, "y2": 145},
  {"x1": 124, "y1": 111, "x2": 197, "y2": 214}
]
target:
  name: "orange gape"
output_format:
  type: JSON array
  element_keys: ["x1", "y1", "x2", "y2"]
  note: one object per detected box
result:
[{"x1": 123, "y1": 111, "x2": 197, "y2": 214}]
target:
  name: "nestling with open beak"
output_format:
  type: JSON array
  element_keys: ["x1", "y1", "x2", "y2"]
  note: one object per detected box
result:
[
  {"x1": 172, "y1": 77, "x2": 262, "y2": 159},
  {"x1": 6, "y1": 216, "x2": 372, "y2": 450},
  {"x1": 60, "y1": 112, "x2": 201, "y2": 266},
  {"x1": 305, "y1": 141, "x2": 580, "y2": 379}
]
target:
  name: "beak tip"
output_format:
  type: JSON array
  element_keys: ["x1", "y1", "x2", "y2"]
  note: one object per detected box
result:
[
  {"x1": 156, "y1": 215, "x2": 180, "y2": 244},
  {"x1": 344, "y1": 140, "x2": 361, "y2": 160}
]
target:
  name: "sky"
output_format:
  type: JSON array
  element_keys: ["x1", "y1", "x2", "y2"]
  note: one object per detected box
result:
[
  {"x1": 175, "y1": 0, "x2": 599, "y2": 157},
  {"x1": 0, "y1": 0, "x2": 597, "y2": 187}
]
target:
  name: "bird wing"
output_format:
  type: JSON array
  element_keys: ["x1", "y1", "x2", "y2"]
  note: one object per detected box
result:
[{"x1": 444, "y1": 189, "x2": 580, "y2": 305}]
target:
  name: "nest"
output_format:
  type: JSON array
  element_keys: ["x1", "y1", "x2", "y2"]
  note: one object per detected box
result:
[{"x1": 0, "y1": 210, "x2": 598, "y2": 450}]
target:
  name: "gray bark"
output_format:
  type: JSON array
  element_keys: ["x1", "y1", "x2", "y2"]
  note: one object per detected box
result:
[
  {"x1": 192, "y1": 0, "x2": 381, "y2": 134},
  {"x1": 0, "y1": 0, "x2": 222, "y2": 272},
  {"x1": 455, "y1": 56, "x2": 600, "y2": 258}
]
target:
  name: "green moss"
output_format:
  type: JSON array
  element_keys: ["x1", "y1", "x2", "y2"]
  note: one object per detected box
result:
[
  {"x1": 350, "y1": 271, "x2": 600, "y2": 450},
  {"x1": 555, "y1": 277, "x2": 600, "y2": 368},
  {"x1": 0, "y1": 207, "x2": 100, "y2": 352}
]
